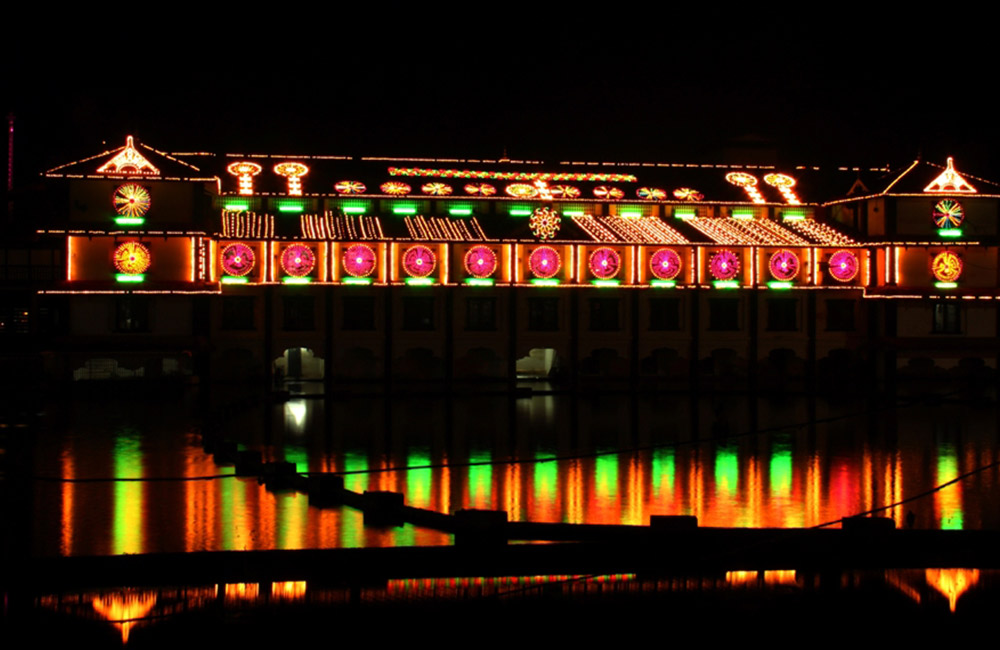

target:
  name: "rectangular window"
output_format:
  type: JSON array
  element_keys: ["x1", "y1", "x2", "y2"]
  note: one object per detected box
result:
[
  {"x1": 115, "y1": 297, "x2": 149, "y2": 333},
  {"x1": 589, "y1": 298, "x2": 620, "y2": 331},
  {"x1": 825, "y1": 299, "x2": 856, "y2": 332},
  {"x1": 466, "y1": 297, "x2": 496, "y2": 331},
  {"x1": 767, "y1": 298, "x2": 798, "y2": 331},
  {"x1": 342, "y1": 296, "x2": 375, "y2": 331},
  {"x1": 708, "y1": 298, "x2": 739, "y2": 331},
  {"x1": 528, "y1": 298, "x2": 559, "y2": 331},
  {"x1": 403, "y1": 297, "x2": 434, "y2": 331},
  {"x1": 222, "y1": 297, "x2": 254, "y2": 331},
  {"x1": 282, "y1": 296, "x2": 315, "y2": 331},
  {"x1": 649, "y1": 298, "x2": 681, "y2": 331},
  {"x1": 932, "y1": 303, "x2": 961, "y2": 334}
]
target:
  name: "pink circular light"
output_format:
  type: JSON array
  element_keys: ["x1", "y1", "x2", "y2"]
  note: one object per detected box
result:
[
  {"x1": 828, "y1": 250, "x2": 858, "y2": 282},
  {"x1": 589, "y1": 247, "x2": 621, "y2": 279},
  {"x1": 402, "y1": 245, "x2": 436, "y2": 278},
  {"x1": 709, "y1": 250, "x2": 740, "y2": 281},
  {"x1": 221, "y1": 243, "x2": 255, "y2": 277},
  {"x1": 650, "y1": 248, "x2": 682, "y2": 280},
  {"x1": 768, "y1": 249, "x2": 800, "y2": 282},
  {"x1": 528, "y1": 246, "x2": 561, "y2": 279},
  {"x1": 464, "y1": 246, "x2": 498, "y2": 278},
  {"x1": 281, "y1": 244, "x2": 315, "y2": 277},
  {"x1": 342, "y1": 244, "x2": 377, "y2": 278}
]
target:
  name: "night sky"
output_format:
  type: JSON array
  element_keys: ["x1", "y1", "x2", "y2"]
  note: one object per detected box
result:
[{"x1": 7, "y1": 14, "x2": 1000, "y2": 182}]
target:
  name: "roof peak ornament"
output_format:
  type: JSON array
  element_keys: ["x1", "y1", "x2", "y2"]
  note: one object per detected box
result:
[
  {"x1": 96, "y1": 136, "x2": 160, "y2": 175},
  {"x1": 924, "y1": 157, "x2": 977, "y2": 194}
]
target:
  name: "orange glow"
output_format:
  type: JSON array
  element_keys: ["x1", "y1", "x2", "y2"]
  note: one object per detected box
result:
[
  {"x1": 894, "y1": 246, "x2": 900, "y2": 284},
  {"x1": 926, "y1": 568, "x2": 979, "y2": 612},
  {"x1": 61, "y1": 442, "x2": 74, "y2": 555},
  {"x1": 725, "y1": 171, "x2": 765, "y2": 204},
  {"x1": 224, "y1": 583, "x2": 259, "y2": 602},
  {"x1": 96, "y1": 136, "x2": 160, "y2": 175},
  {"x1": 274, "y1": 162, "x2": 309, "y2": 196},
  {"x1": 924, "y1": 157, "x2": 977, "y2": 194},
  {"x1": 66, "y1": 237, "x2": 74, "y2": 281},
  {"x1": 92, "y1": 590, "x2": 157, "y2": 644},
  {"x1": 272, "y1": 581, "x2": 307, "y2": 601},
  {"x1": 227, "y1": 161, "x2": 262, "y2": 195},
  {"x1": 763, "y1": 173, "x2": 801, "y2": 205},
  {"x1": 931, "y1": 251, "x2": 963, "y2": 283}
]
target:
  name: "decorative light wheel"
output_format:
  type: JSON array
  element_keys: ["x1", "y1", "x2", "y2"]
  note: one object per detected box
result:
[
  {"x1": 828, "y1": 250, "x2": 859, "y2": 282},
  {"x1": 725, "y1": 172, "x2": 758, "y2": 188},
  {"x1": 221, "y1": 243, "x2": 255, "y2": 277},
  {"x1": 550, "y1": 184, "x2": 581, "y2": 198},
  {"x1": 528, "y1": 246, "x2": 561, "y2": 279},
  {"x1": 673, "y1": 187, "x2": 704, "y2": 201},
  {"x1": 113, "y1": 242, "x2": 151, "y2": 275},
  {"x1": 763, "y1": 173, "x2": 796, "y2": 189},
  {"x1": 768, "y1": 249, "x2": 800, "y2": 281},
  {"x1": 281, "y1": 244, "x2": 315, "y2": 277},
  {"x1": 932, "y1": 251, "x2": 963, "y2": 283},
  {"x1": 506, "y1": 183, "x2": 538, "y2": 198},
  {"x1": 402, "y1": 245, "x2": 436, "y2": 278},
  {"x1": 342, "y1": 244, "x2": 377, "y2": 277},
  {"x1": 113, "y1": 184, "x2": 151, "y2": 218},
  {"x1": 464, "y1": 183, "x2": 497, "y2": 196},
  {"x1": 593, "y1": 186, "x2": 624, "y2": 200},
  {"x1": 589, "y1": 247, "x2": 621, "y2": 279},
  {"x1": 933, "y1": 199, "x2": 965, "y2": 228},
  {"x1": 334, "y1": 180, "x2": 367, "y2": 194},
  {"x1": 529, "y1": 207, "x2": 561, "y2": 240},
  {"x1": 637, "y1": 187, "x2": 666, "y2": 200},
  {"x1": 380, "y1": 181, "x2": 411, "y2": 195},
  {"x1": 421, "y1": 182, "x2": 453, "y2": 196},
  {"x1": 464, "y1": 246, "x2": 498, "y2": 278},
  {"x1": 650, "y1": 248, "x2": 682, "y2": 280},
  {"x1": 709, "y1": 250, "x2": 740, "y2": 280}
]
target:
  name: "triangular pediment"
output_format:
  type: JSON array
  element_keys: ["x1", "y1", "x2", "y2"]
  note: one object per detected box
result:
[
  {"x1": 924, "y1": 157, "x2": 977, "y2": 193},
  {"x1": 96, "y1": 136, "x2": 160, "y2": 175}
]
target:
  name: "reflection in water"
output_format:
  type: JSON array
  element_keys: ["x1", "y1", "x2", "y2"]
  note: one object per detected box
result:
[
  {"x1": 91, "y1": 590, "x2": 156, "y2": 644},
  {"x1": 936, "y1": 443, "x2": 963, "y2": 530},
  {"x1": 926, "y1": 568, "x2": 979, "y2": 612},
  {"x1": 113, "y1": 430, "x2": 144, "y2": 555}
]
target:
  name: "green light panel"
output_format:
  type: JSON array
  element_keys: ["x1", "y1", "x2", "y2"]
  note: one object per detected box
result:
[
  {"x1": 713, "y1": 280, "x2": 739, "y2": 289},
  {"x1": 114, "y1": 216, "x2": 145, "y2": 227},
  {"x1": 392, "y1": 205, "x2": 418, "y2": 215},
  {"x1": 938, "y1": 228, "x2": 963, "y2": 238},
  {"x1": 935, "y1": 282, "x2": 958, "y2": 289},
  {"x1": 782, "y1": 210, "x2": 806, "y2": 220},
  {"x1": 509, "y1": 207, "x2": 533, "y2": 217},
  {"x1": 405, "y1": 277, "x2": 435, "y2": 286},
  {"x1": 650, "y1": 280, "x2": 676, "y2": 288},
  {"x1": 448, "y1": 207, "x2": 474, "y2": 216},
  {"x1": 223, "y1": 202, "x2": 250, "y2": 211},
  {"x1": 221, "y1": 276, "x2": 249, "y2": 284},
  {"x1": 342, "y1": 206, "x2": 366, "y2": 215},
  {"x1": 115, "y1": 274, "x2": 145, "y2": 283},
  {"x1": 591, "y1": 279, "x2": 621, "y2": 287},
  {"x1": 767, "y1": 281, "x2": 793, "y2": 290},
  {"x1": 464, "y1": 278, "x2": 495, "y2": 286},
  {"x1": 731, "y1": 209, "x2": 754, "y2": 219},
  {"x1": 674, "y1": 208, "x2": 696, "y2": 219},
  {"x1": 530, "y1": 278, "x2": 560, "y2": 286},
  {"x1": 342, "y1": 277, "x2": 373, "y2": 285},
  {"x1": 282, "y1": 276, "x2": 312, "y2": 284}
]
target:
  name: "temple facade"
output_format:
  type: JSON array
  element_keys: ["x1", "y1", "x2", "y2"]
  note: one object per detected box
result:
[{"x1": 17, "y1": 136, "x2": 1000, "y2": 390}]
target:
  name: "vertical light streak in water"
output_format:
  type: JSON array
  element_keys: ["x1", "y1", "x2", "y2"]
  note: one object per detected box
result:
[
  {"x1": 340, "y1": 453, "x2": 369, "y2": 548},
  {"x1": 220, "y1": 474, "x2": 234, "y2": 549},
  {"x1": 594, "y1": 454, "x2": 619, "y2": 524},
  {"x1": 690, "y1": 453, "x2": 704, "y2": 523},
  {"x1": 505, "y1": 463, "x2": 522, "y2": 521},
  {"x1": 439, "y1": 455, "x2": 451, "y2": 515},
  {"x1": 885, "y1": 450, "x2": 903, "y2": 527},
  {"x1": 769, "y1": 439, "x2": 792, "y2": 527},
  {"x1": 935, "y1": 443, "x2": 963, "y2": 529},
  {"x1": 624, "y1": 454, "x2": 643, "y2": 525},
  {"x1": 651, "y1": 447, "x2": 675, "y2": 498},
  {"x1": 714, "y1": 443, "x2": 738, "y2": 524},
  {"x1": 746, "y1": 455, "x2": 761, "y2": 527},
  {"x1": 184, "y1": 450, "x2": 216, "y2": 551},
  {"x1": 468, "y1": 450, "x2": 492, "y2": 509},
  {"x1": 61, "y1": 442, "x2": 75, "y2": 555},
  {"x1": 861, "y1": 442, "x2": 873, "y2": 519},
  {"x1": 113, "y1": 430, "x2": 144, "y2": 555},
  {"x1": 407, "y1": 450, "x2": 432, "y2": 509},
  {"x1": 277, "y1": 446, "x2": 309, "y2": 549},
  {"x1": 567, "y1": 460, "x2": 584, "y2": 523},
  {"x1": 533, "y1": 454, "x2": 558, "y2": 521},
  {"x1": 806, "y1": 455, "x2": 821, "y2": 526}
]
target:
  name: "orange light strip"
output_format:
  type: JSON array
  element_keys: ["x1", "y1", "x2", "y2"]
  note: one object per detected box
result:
[{"x1": 66, "y1": 237, "x2": 73, "y2": 281}]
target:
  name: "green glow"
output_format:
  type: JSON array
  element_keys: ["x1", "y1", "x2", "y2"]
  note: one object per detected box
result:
[
  {"x1": 278, "y1": 204, "x2": 304, "y2": 213},
  {"x1": 713, "y1": 280, "x2": 739, "y2": 289},
  {"x1": 731, "y1": 209, "x2": 754, "y2": 219},
  {"x1": 674, "y1": 209, "x2": 696, "y2": 219},
  {"x1": 715, "y1": 444, "x2": 738, "y2": 496},
  {"x1": 937, "y1": 228, "x2": 963, "y2": 238},
  {"x1": 465, "y1": 277, "x2": 494, "y2": 286},
  {"x1": 651, "y1": 447, "x2": 675, "y2": 494},
  {"x1": 284, "y1": 445, "x2": 309, "y2": 475},
  {"x1": 936, "y1": 443, "x2": 963, "y2": 530},
  {"x1": 224, "y1": 202, "x2": 250, "y2": 211},
  {"x1": 282, "y1": 276, "x2": 312, "y2": 284},
  {"x1": 114, "y1": 216, "x2": 145, "y2": 226},
  {"x1": 342, "y1": 206, "x2": 366, "y2": 215},
  {"x1": 220, "y1": 475, "x2": 234, "y2": 550},
  {"x1": 113, "y1": 429, "x2": 143, "y2": 555},
  {"x1": 221, "y1": 276, "x2": 249, "y2": 284},
  {"x1": 770, "y1": 445, "x2": 792, "y2": 496},
  {"x1": 650, "y1": 280, "x2": 676, "y2": 288},
  {"x1": 767, "y1": 281, "x2": 793, "y2": 289},
  {"x1": 405, "y1": 277, "x2": 435, "y2": 286},
  {"x1": 448, "y1": 207, "x2": 473, "y2": 216},
  {"x1": 530, "y1": 278, "x2": 560, "y2": 286},
  {"x1": 509, "y1": 208, "x2": 533, "y2": 217},
  {"x1": 469, "y1": 451, "x2": 492, "y2": 506},
  {"x1": 407, "y1": 450, "x2": 433, "y2": 509},
  {"x1": 591, "y1": 279, "x2": 621, "y2": 287},
  {"x1": 343, "y1": 453, "x2": 369, "y2": 493},
  {"x1": 275, "y1": 490, "x2": 308, "y2": 550},
  {"x1": 596, "y1": 454, "x2": 618, "y2": 500},
  {"x1": 534, "y1": 453, "x2": 557, "y2": 505},
  {"x1": 935, "y1": 282, "x2": 958, "y2": 289},
  {"x1": 782, "y1": 211, "x2": 806, "y2": 220},
  {"x1": 115, "y1": 273, "x2": 144, "y2": 283},
  {"x1": 392, "y1": 205, "x2": 418, "y2": 215},
  {"x1": 562, "y1": 210, "x2": 584, "y2": 217},
  {"x1": 342, "y1": 277, "x2": 373, "y2": 285},
  {"x1": 619, "y1": 210, "x2": 643, "y2": 218}
]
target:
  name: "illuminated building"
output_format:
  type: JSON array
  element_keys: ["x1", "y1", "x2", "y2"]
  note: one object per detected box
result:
[{"x1": 21, "y1": 136, "x2": 1000, "y2": 387}]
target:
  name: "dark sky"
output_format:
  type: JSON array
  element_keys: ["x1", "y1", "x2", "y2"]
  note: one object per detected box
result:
[{"x1": 7, "y1": 14, "x2": 1000, "y2": 183}]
